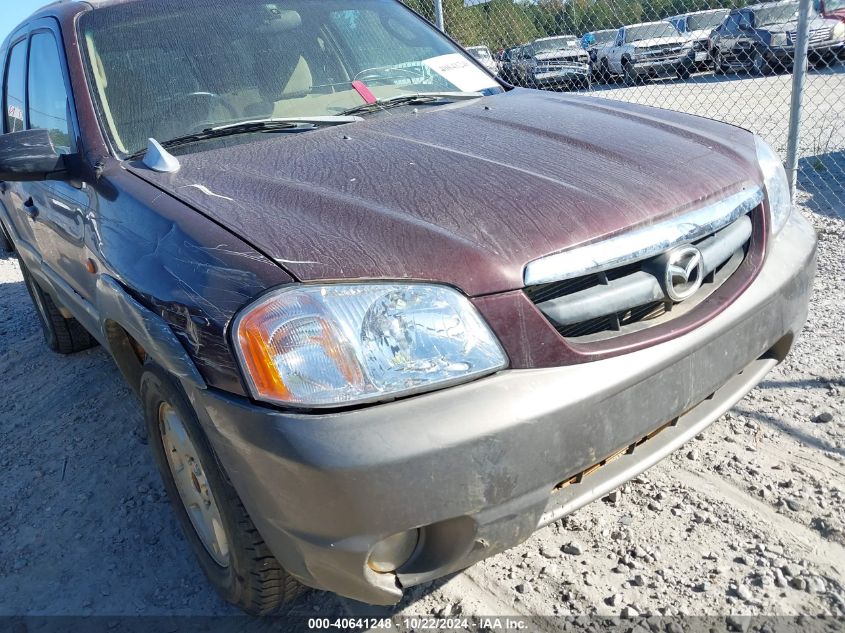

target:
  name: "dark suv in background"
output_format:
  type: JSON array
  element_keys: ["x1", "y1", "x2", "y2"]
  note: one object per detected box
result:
[
  {"x1": 710, "y1": 0, "x2": 845, "y2": 73},
  {"x1": 0, "y1": 0, "x2": 816, "y2": 616}
]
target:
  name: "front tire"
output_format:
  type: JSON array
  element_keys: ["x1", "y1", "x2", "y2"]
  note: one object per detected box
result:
[
  {"x1": 623, "y1": 61, "x2": 639, "y2": 86},
  {"x1": 713, "y1": 50, "x2": 727, "y2": 74},
  {"x1": 19, "y1": 259, "x2": 97, "y2": 354},
  {"x1": 141, "y1": 364, "x2": 304, "y2": 615},
  {"x1": 751, "y1": 48, "x2": 768, "y2": 75},
  {"x1": 595, "y1": 59, "x2": 610, "y2": 83}
]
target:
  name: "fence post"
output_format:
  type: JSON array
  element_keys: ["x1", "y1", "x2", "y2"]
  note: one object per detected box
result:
[
  {"x1": 785, "y1": 0, "x2": 812, "y2": 201},
  {"x1": 434, "y1": 0, "x2": 445, "y2": 31}
]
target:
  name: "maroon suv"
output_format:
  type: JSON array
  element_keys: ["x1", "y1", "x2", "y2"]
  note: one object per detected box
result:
[{"x1": 0, "y1": 0, "x2": 816, "y2": 614}]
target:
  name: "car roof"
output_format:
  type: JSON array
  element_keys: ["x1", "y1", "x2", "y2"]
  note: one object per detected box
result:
[
  {"x1": 623, "y1": 19, "x2": 676, "y2": 28},
  {"x1": 670, "y1": 8, "x2": 730, "y2": 18},
  {"x1": 535, "y1": 34, "x2": 577, "y2": 41},
  {"x1": 737, "y1": 0, "x2": 798, "y2": 11}
]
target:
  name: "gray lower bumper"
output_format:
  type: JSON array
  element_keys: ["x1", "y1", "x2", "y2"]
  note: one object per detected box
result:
[
  {"x1": 190, "y1": 211, "x2": 816, "y2": 605},
  {"x1": 534, "y1": 70, "x2": 589, "y2": 86},
  {"x1": 634, "y1": 57, "x2": 688, "y2": 74}
]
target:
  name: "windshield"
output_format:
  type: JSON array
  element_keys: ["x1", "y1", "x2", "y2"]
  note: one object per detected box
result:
[
  {"x1": 79, "y1": 0, "x2": 500, "y2": 156},
  {"x1": 626, "y1": 22, "x2": 680, "y2": 41},
  {"x1": 825, "y1": 0, "x2": 845, "y2": 10},
  {"x1": 592, "y1": 31, "x2": 618, "y2": 44},
  {"x1": 754, "y1": 4, "x2": 800, "y2": 25},
  {"x1": 534, "y1": 37, "x2": 579, "y2": 52},
  {"x1": 686, "y1": 10, "x2": 729, "y2": 31}
]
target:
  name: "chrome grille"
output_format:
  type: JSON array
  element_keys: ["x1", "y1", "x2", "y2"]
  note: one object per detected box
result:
[
  {"x1": 639, "y1": 44, "x2": 686, "y2": 59},
  {"x1": 523, "y1": 189, "x2": 762, "y2": 342},
  {"x1": 788, "y1": 27, "x2": 833, "y2": 46}
]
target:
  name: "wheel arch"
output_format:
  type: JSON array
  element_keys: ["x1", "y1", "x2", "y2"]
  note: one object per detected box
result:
[{"x1": 96, "y1": 275, "x2": 207, "y2": 393}]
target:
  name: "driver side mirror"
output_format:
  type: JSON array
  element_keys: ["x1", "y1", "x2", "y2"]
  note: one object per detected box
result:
[{"x1": 0, "y1": 129, "x2": 68, "y2": 182}]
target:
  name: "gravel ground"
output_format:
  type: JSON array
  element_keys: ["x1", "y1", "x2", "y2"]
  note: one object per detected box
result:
[{"x1": 0, "y1": 72, "x2": 844, "y2": 623}]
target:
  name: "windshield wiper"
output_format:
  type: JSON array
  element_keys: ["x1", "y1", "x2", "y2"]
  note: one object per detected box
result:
[
  {"x1": 339, "y1": 92, "x2": 483, "y2": 117},
  {"x1": 127, "y1": 116, "x2": 361, "y2": 159}
]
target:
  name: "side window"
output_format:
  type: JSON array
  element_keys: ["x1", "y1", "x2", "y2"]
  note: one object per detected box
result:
[
  {"x1": 27, "y1": 31, "x2": 73, "y2": 153},
  {"x1": 4, "y1": 40, "x2": 27, "y2": 134}
]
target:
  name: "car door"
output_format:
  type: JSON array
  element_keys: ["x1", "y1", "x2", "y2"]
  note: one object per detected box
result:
[
  {"x1": 1, "y1": 32, "x2": 38, "y2": 253},
  {"x1": 511, "y1": 47, "x2": 525, "y2": 84},
  {"x1": 20, "y1": 22, "x2": 97, "y2": 302},
  {"x1": 519, "y1": 46, "x2": 534, "y2": 86},
  {"x1": 609, "y1": 29, "x2": 625, "y2": 73}
]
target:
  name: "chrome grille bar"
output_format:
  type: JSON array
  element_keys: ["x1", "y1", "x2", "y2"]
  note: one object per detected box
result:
[
  {"x1": 536, "y1": 214, "x2": 751, "y2": 328},
  {"x1": 523, "y1": 187, "x2": 763, "y2": 287}
]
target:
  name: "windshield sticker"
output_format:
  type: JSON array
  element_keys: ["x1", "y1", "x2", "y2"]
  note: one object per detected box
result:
[{"x1": 422, "y1": 53, "x2": 499, "y2": 92}]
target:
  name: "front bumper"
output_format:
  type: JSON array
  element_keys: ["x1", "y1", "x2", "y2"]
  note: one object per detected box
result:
[
  {"x1": 533, "y1": 68, "x2": 590, "y2": 86},
  {"x1": 768, "y1": 39, "x2": 845, "y2": 61},
  {"x1": 631, "y1": 54, "x2": 691, "y2": 74},
  {"x1": 190, "y1": 211, "x2": 816, "y2": 605}
]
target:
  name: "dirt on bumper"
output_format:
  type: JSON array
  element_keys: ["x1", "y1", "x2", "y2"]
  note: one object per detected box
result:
[{"x1": 189, "y1": 211, "x2": 816, "y2": 605}]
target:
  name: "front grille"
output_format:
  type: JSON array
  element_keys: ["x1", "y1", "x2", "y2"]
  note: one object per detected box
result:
[
  {"x1": 541, "y1": 54, "x2": 589, "y2": 68},
  {"x1": 526, "y1": 212, "x2": 754, "y2": 342},
  {"x1": 639, "y1": 44, "x2": 686, "y2": 59},
  {"x1": 788, "y1": 27, "x2": 833, "y2": 46}
]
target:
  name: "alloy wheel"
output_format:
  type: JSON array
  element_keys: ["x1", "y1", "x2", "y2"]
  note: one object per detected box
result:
[{"x1": 159, "y1": 403, "x2": 230, "y2": 567}]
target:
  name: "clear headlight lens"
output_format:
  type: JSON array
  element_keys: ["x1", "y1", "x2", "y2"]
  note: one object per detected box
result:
[
  {"x1": 234, "y1": 284, "x2": 507, "y2": 407},
  {"x1": 754, "y1": 136, "x2": 792, "y2": 236},
  {"x1": 834, "y1": 22, "x2": 845, "y2": 41},
  {"x1": 770, "y1": 32, "x2": 788, "y2": 46}
]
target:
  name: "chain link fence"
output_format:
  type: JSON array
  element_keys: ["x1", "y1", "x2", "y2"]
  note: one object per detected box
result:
[{"x1": 402, "y1": 0, "x2": 845, "y2": 215}]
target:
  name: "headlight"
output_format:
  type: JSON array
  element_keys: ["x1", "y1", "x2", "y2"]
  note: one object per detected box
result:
[
  {"x1": 754, "y1": 136, "x2": 792, "y2": 236},
  {"x1": 770, "y1": 32, "x2": 788, "y2": 46},
  {"x1": 834, "y1": 22, "x2": 845, "y2": 41},
  {"x1": 233, "y1": 283, "x2": 507, "y2": 407}
]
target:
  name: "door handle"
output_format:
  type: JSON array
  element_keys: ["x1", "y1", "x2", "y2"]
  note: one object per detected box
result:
[{"x1": 23, "y1": 197, "x2": 39, "y2": 219}]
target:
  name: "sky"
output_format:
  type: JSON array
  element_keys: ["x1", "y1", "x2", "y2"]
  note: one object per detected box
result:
[{"x1": 1, "y1": 0, "x2": 51, "y2": 43}]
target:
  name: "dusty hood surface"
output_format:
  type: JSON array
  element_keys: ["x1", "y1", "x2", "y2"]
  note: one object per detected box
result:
[{"x1": 132, "y1": 89, "x2": 761, "y2": 297}]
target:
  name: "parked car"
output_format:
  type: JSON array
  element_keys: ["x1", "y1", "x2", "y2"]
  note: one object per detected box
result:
[
  {"x1": 581, "y1": 29, "x2": 619, "y2": 81},
  {"x1": 528, "y1": 35, "x2": 592, "y2": 89},
  {"x1": 499, "y1": 36, "x2": 590, "y2": 89},
  {"x1": 0, "y1": 0, "x2": 816, "y2": 615},
  {"x1": 669, "y1": 8, "x2": 730, "y2": 69},
  {"x1": 599, "y1": 21, "x2": 695, "y2": 85},
  {"x1": 498, "y1": 45, "x2": 524, "y2": 84},
  {"x1": 466, "y1": 45, "x2": 498, "y2": 74},
  {"x1": 818, "y1": 0, "x2": 845, "y2": 22},
  {"x1": 819, "y1": 0, "x2": 845, "y2": 56},
  {"x1": 709, "y1": 1, "x2": 845, "y2": 74}
]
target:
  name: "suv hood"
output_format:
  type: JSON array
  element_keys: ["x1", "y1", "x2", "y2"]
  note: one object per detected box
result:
[
  {"x1": 687, "y1": 28, "x2": 716, "y2": 40},
  {"x1": 132, "y1": 90, "x2": 760, "y2": 297},
  {"x1": 632, "y1": 35, "x2": 690, "y2": 47},
  {"x1": 535, "y1": 49, "x2": 587, "y2": 61},
  {"x1": 763, "y1": 16, "x2": 835, "y2": 33}
]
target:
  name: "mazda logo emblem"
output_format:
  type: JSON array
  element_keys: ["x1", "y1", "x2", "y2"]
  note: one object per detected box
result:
[{"x1": 664, "y1": 246, "x2": 703, "y2": 302}]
